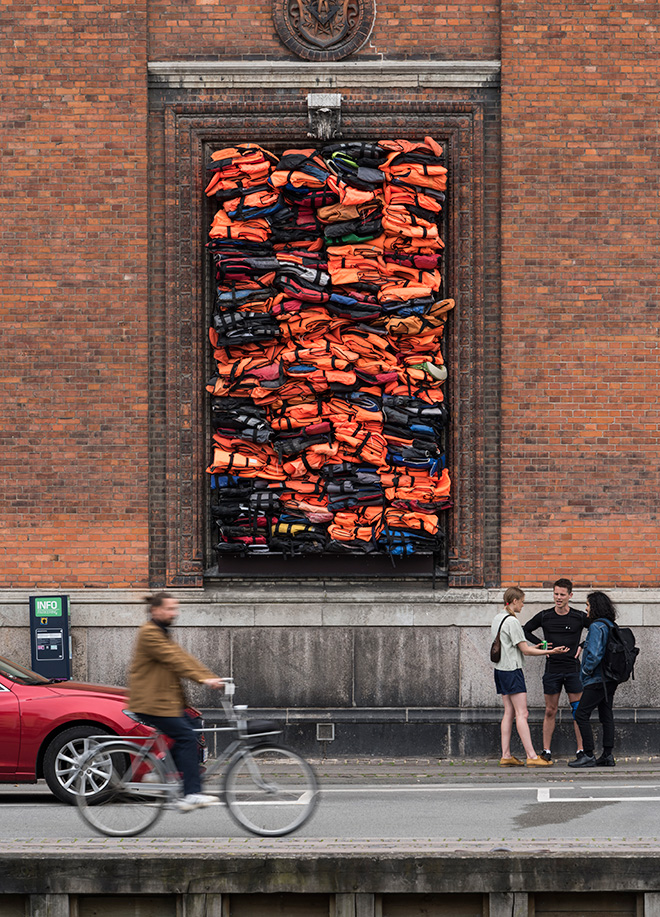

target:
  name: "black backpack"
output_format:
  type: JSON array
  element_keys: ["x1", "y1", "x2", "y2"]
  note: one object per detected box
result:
[{"x1": 602, "y1": 622, "x2": 639, "y2": 684}]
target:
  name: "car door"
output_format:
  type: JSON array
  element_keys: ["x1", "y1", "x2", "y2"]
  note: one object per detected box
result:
[{"x1": 0, "y1": 677, "x2": 20, "y2": 772}]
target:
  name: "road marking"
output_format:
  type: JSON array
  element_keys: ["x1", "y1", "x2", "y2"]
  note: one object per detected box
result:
[
  {"x1": 4, "y1": 783, "x2": 660, "y2": 805},
  {"x1": 0, "y1": 804, "x2": 63, "y2": 808},
  {"x1": 537, "y1": 788, "x2": 660, "y2": 803},
  {"x1": 320, "y1": 785, "x2": 539, "y2": 793},
  {"x1": 580, "y1": 784, "x2": 660, "y2": 789}
]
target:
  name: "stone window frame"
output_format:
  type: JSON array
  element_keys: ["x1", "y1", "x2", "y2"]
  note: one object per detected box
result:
[{"x1": 158, "y1": 98, "x2": 498, "y2": 587}]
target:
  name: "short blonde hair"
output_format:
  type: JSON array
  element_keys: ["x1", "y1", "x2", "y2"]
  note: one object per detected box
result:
[{"x1": 503, "y1": 586, "x2": 525, "y2": 606}]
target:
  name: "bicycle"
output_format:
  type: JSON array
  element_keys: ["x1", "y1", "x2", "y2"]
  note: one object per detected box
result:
[{"x1": 73, "y1": 678, "x2": 318, "y2": 837}]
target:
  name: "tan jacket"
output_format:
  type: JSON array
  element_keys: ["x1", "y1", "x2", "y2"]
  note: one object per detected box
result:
[{"x1": 128, "y1": 620, "x2": 217, "y2": 716}]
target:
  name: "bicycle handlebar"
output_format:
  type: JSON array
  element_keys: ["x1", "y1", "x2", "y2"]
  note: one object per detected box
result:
[{"x1": 222, "y1": 677, "x2": 236, "y2": 697}]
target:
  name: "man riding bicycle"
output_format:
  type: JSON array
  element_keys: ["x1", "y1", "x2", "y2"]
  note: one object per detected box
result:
[{"x1": 128, "y1": 592, "x2": 225, "y2": 811}]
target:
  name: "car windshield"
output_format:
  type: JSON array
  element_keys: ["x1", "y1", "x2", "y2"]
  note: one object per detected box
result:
[{"x1": 0, "y1": 655, "x2": 50, "y2": 685}]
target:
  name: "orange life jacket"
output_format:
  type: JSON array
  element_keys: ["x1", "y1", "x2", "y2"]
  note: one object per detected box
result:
[
  {"x1": 383, "y1": 183, "x2": 443, "y2": 214},
  {"x1": 378, "y1": 136, "x2": 443, "y2": 157},
  {"x1": 209, "y1": 210, "x2": 270, "y2": 243},
  {"x1": 385, "y1": 299, "x2": 455, "y2": 335},
  {"x1": 384, "y1": 509, "x2": 439, "y2": 535},
  {"x1": 326, "y1": 175, "x2": 376, "y2": 206},
  {"x1": 328, "y1": 506, "x2": 384, "y2": 542}
]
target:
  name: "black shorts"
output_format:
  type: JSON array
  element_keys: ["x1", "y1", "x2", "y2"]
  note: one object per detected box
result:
[{"x1": 542, "y1": 670, "x2": 583, "y2": 696}]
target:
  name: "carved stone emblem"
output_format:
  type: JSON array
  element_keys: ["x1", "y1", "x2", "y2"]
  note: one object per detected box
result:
[{"x1": 273, "y1": 0, "x2": 375, "y2": 61}]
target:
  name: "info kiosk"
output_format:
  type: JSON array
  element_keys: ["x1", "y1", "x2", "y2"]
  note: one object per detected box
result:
[{"x1": 29, "y1": 595, "x2": 72, "y2": 680}]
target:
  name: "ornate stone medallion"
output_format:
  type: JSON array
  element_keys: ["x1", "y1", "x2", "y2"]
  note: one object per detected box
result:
[{"x1": 273, "y1": 0, "x2": 376, "y2": 61}]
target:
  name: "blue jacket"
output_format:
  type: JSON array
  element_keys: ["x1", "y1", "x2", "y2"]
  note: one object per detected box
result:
[{"x1": 580, "y1": 619, "x2": 613, "y2": 686}]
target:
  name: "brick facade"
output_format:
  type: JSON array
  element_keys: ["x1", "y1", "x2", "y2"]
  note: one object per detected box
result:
[
  {"x1": 147, "y1": 0, "x2": 500, "y2": 62},
  {"x1": 0, "y1": 1, "x2": 149, "y2": 588},
  {"x1": 500, "y1": 0, "x2": 660, "y2": 586},
  {"x1": 1, "y1": 1, "x2": 657, "y2": 589}
]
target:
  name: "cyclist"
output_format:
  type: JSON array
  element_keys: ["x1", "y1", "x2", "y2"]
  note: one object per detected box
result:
[{"x1": 128, "y1": 592, "x2": 225, "y2": 811}]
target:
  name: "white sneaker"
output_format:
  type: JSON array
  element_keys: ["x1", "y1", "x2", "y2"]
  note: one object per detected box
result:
[
  {"x1": 176, "y1": 793, "x2": 218, "y2": 812},
  {"x1": 140, "y1": 771, "x2": 161, "y2": 784}
]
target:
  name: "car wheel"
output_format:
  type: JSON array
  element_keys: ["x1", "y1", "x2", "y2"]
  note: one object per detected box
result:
[{"x1": 43, "y1": 725, "x2": 112, "y2": 805}]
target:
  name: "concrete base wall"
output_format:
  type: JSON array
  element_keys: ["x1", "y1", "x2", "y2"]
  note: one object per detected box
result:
[
  {"x1": 1, "y1": 586, "x2": 656, "y2": 757},
  {"x1": 1, "y1": 845, "x2": 660, "y2": 915}
]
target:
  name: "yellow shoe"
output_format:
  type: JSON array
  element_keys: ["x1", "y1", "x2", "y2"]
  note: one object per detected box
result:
[
  {"x1": 499, "y1": 756, "x2": 525, "y2": 767},
  {"x1": 527, "y1": 756, "x2": 553, "y2": 767}
]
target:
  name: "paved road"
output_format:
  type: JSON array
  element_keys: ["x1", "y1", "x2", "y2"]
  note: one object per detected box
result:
[{"x1": 2, "y1": 758, "x2": 660, "y2": 845}]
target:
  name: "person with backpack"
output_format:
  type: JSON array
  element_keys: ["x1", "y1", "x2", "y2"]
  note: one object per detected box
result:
[
  {"x1": 492, "y1": 587, "x2": 570, "y2": 767},
  {"x1": 568, "y1": 591, "x2": 627, "y2": 768}
]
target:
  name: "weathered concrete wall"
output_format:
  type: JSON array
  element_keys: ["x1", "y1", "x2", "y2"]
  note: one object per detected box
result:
[
  {"x1": 1, "y1": 587, "x2": 656, "y2": 756},
  {"x1": 0, "y1": 843, "x2": 659, "y2": 915}
]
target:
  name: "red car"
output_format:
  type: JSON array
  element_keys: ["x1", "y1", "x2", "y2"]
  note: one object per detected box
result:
[{"x1": 0, "y1": 654, "x2": 153, "y2": 804}]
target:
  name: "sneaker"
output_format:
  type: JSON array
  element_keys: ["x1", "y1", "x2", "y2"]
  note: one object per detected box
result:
[
  {"x1": 526, "y1": 756, "x2": 553, "y2": 767},
  {"x1": 568, "y1": 753, "x2": 596, "y2": 768},
  {"x1": 595, "y1": 753, "x2": 616, "y2": 767},
  {"x1": 140, "y1": 771, "x2": 161, "y2": 784},
  {"x1": 539, "y1": 749, "x2": 552, "y2": 762},
  {"x1": 176, "y1": 793, "x2": 218, "y2": 812}
]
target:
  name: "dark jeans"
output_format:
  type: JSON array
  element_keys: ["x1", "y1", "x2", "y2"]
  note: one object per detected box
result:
[
  {"x1": 137, "y1": 713, "x2": 201, "y2": 796},
  {"x1": 574, "y1": 680, "x2": 618, "y2": 755}
]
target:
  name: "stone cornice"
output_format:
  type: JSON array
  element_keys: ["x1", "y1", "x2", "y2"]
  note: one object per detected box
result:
[
  {"x1": 1, "y1": 587, "x2": 659, "y2": 604},
  {"x1": 0, "y1": 587, "x2": 658, "y2": 629},
  {"x1": 147, "y1": 60, "x2": 501, "y2": 91}
]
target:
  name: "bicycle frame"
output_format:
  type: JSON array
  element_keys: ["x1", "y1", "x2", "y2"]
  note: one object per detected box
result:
[
  {"x1": 75, "y1": 678, "x2": 318, "y2": 838},
  {"x1": 80, "y1": 678, "x2": 282, "y2": 800}
]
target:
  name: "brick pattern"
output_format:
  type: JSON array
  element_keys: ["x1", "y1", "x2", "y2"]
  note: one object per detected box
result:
[
  {"x1": 500, "y1": 1, "x2": 660, "y2": 586},
  {"x1": 0, "y1": 2, "x2": 150, "y2": 587},
  {"x1": 4, "y1": 0, "x2": 656, "y2": 592},
  {"x1": 146, "y1": 0, "x2": 500, "y2": 62}
]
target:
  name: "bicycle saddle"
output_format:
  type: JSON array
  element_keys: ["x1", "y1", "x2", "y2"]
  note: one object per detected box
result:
[
  {"x1": 123, "y1": 710, "x2": 152, "y2": 727},
  {"x1": 245, "y1": 718, "x2": 281, "y2": 736}
]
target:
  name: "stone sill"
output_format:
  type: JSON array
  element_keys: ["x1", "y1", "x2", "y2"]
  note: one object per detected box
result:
[
  {"x1": 147, "y1": 59, "x2": 501, "y2": 90},
  {"x1": 202, "y1": 705, "x2": 660, "y2": 726},
  {"x1": 4, "y1": 587, "x2": 660, "y2": 604},
  {"x1": 0, "y1": 587, "x2": 658, "y2": 627}
]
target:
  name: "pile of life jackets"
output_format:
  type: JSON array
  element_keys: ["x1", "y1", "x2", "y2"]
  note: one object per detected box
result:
[{"x1": 205, "y1": 138, "x2": 454, "y2": 559}]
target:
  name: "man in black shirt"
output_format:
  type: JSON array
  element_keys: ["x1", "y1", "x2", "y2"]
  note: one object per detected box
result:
[{"x1": 523, "y1": 578, "x2": 589, "y2": 762}]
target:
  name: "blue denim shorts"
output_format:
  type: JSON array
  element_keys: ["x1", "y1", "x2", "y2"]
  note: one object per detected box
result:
[{"x1": 494, "y1": 668, "x2": 527, "y2": 695}]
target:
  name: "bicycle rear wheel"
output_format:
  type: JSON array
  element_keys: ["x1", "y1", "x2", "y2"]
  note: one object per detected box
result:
[
  {"x1": 76, "y1": 743, "x2": 167, "y2": 837},
  {"x1": 223, "y1": 745, "x2": 318, "y2": 836}
]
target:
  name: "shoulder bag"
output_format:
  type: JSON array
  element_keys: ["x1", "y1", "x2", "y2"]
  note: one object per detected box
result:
[{"x1": 490, "y1": 615, "x2": 509, "y2": 663}]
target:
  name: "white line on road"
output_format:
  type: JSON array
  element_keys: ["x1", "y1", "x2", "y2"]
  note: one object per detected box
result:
[
  {"x1": 580, "y1": 784, "x2": 660, "y2": 789},
  {"x1": 4, "y1": 783, "x2": 660, "y2": 806},
  {"x1": 537, "y1": 788, "x2": 660, "y2": 803},
  {"x1": 320, "y1": 785, "x2": 537, "y2": 793}
]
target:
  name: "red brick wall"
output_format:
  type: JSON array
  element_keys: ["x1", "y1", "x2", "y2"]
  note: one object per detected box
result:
[
  {"x1": 0, "y1": 1, "x2": 149, "y2": 587},
  {"x1": 2, "y1": 0, "x2": 657, "y2": 590},
  {"x1": 500, "y1": 0, "x2": 660, "y2": 586},
  {"x1": 146, "y1": 0, "x2": 500, "y2": 61}
]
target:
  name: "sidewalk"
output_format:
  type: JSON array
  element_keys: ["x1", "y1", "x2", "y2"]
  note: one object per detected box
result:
[
  {"x1": 312, "y1": 755, "x2": 660, "y2": 783},
  {"x1": 3, "y1": 755, "x2": 660, "y2": 796}
]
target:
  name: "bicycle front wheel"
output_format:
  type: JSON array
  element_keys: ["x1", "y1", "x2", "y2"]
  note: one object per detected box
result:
[
  {"x1": 223, "y1": 745, "x2": 318, "y2": 836},
  {"x1": 76, "y1": 743, "x2": 167, "y2": 837}
]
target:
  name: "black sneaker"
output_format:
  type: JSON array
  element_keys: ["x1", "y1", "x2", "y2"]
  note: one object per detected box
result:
[
  {"x1": 595, "y1": 753, "x2": 616, "y2": 767},
  {"x1": 540, "y1": 749, "x2": 552, "y2": 762},
  {"x1": 568, "y1": 753, "x2": 596, "y2": 768}
]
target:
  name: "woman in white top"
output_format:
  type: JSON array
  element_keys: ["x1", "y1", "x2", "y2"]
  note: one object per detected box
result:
[{"x1": 492, "y1": 587, "x2": 569, "y2": 767}]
